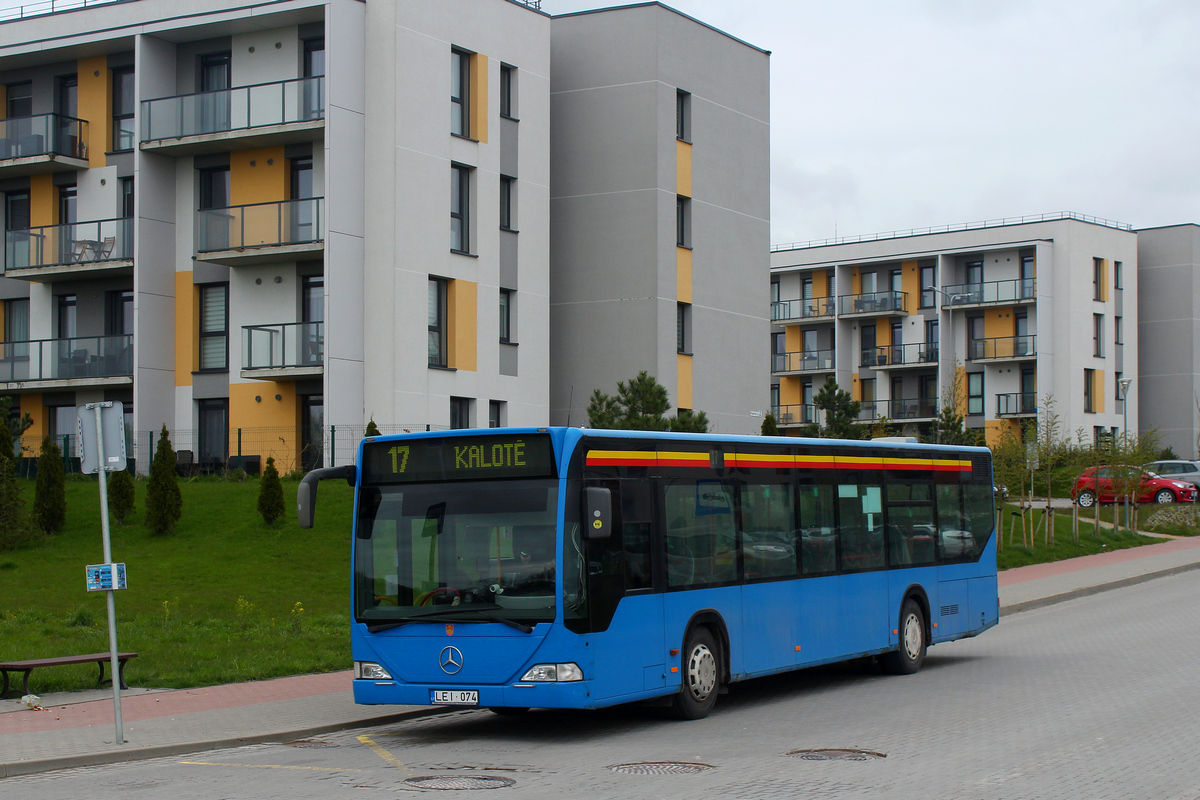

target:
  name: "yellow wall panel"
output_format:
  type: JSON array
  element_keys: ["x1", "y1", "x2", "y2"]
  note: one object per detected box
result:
[
  {"x1": 676, "y1": 140, "x2": 692, "y2": 198},
  {"x1": 851, "y1": 373, "x2": 860, "y2": 401},
  {"x1": 954, "y1": 366, "x2": 966, "y2": 417},
  {"x1": 676, "y1": 246, "x2": 692, "y2": 304},
  {"x1": 784, "y1": 325, "x2": 801, "y2": 352},
  {"x1": 230, "y1": 147, "x2": 287, "y2": 205},
  {"x1": 29, "y1": 174, "x2": 55, "y2": 226},
  {"x1": 984, "y1": 308, "x2": 1010, "y2": 339},
  {"x1": 1095, "y1": 369, "x2": 1105, "y2": 414},
  {"x1": 470, "y1": 54, "x2": 489, "y2": 144},
  {"x1": 850, "y1": 268, "x2": 860, "y2": 296},
  {"x1": 984, "y1": 419, "x2": 1017, "y2": 448},
  {"x1": 1098, "y1": 259, "x2": 1109, "y2": 302},
  {"x1": 447, "y1": 279, "x2": 477, "y2": 372},
  {"x1": 175, "y1": 272, "x2": 195, "y2": 386},
  {"x1": 779, "y1": 376, "x2": 800, "y2": 405},
  {"x1": 878, "y1": 320, "x2": 892, "y2": 348},
  {"x1": 77, "y1": 56, "x2": 110, "y2": 167},
  {"x1": 19, "y1": 393, "x2": 46, "y2": 457},
  {"x1": 676, "y1": 353, "x2": 693, "y2": 409},
  {"x1": 901, "y1": 260, "x2": 919, "y2": 315},
  {"x1": 229, "y1": 382, "x2": 300, "y2": 470},
  {"x1": 811, "y1": 269, "x2": 827, "y2": 299}
]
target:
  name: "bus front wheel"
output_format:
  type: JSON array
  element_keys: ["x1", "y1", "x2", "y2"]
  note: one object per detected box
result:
[
  {"x1": 669, "y1": 627, "x2": 720, "y2": 720},
  {"x1": 881, "y1": 599, "x2": 926, "y2": 675}
]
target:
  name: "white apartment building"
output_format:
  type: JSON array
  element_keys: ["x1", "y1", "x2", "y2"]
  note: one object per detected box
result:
[{"x1": 770, "y1": 213, "x2": 1138, "y2": 446}]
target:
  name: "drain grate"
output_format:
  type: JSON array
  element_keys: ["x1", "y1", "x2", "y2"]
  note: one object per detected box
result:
[
  {"x1": 283, "y1": 739, "x2": 338, "y2": 748},
  {"x1": 403, "y1": 775, "x2": 516, "y2": 790},
  {"x1": 787, "y1": 749, "x2": 886, "y2": 761},
  {"x1": 607, "y1": 762, "x2": 714, "y2": 775}
]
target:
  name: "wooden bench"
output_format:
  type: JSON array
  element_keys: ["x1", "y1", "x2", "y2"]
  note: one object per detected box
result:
[{"x1": 0, "y1": 653, "x2": 138, "y2": 699}]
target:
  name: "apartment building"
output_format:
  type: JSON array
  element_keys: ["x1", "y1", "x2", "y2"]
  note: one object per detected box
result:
[
  {"x1": 769, "y1": 213, "x2": 1138, "y2": 445},
  {"x1": 548, "y1": 4, "x2": 771, "y2": 433},
  {"x1": 1136, "y1": 224, "x2": 1200, "y2": 458},
  {"x1": 0, "y1": 0, "x2": 768, "y2": 470}
]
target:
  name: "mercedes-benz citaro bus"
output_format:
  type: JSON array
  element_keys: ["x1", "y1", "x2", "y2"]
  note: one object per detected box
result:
[{"x1": 298, "y1": 427, "x2": 998, "y2": 720}]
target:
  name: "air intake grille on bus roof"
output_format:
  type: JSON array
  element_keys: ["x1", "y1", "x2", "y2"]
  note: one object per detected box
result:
[{"x1": 972, "y1": 453, "x2": 992, "y2": 481}]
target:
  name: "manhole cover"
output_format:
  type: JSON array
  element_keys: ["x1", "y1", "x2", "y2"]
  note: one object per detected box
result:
[
  {"x1": 607, "y1": 762, "x2": 714, "y2": 775},
  {"x1": 284, "y1": 739, "x2": 338, "y2": 748},
  {"x1": 787, "y1": 749, "x2": 886, "y2": 761},
  {"x1": 403, "y1": 775, "x2": 516, "y2": 790}
]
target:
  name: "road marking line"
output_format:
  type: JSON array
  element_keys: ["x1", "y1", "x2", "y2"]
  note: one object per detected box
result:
[
  {"x1": 179, "y1": 761, "x2": 363, "y2": 772},
  {"x1": 358, "y1": 734, "x2": 408, "y2": 771}
]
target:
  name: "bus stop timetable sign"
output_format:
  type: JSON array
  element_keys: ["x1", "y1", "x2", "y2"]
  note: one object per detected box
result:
[{"x1": 86, "y1": 563, "x2": 127, "y2": 592}]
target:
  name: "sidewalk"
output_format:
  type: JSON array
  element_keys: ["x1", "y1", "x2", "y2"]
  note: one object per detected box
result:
[{"x1": 4, "y1": 535, "x2": 1200, "y2": 779}]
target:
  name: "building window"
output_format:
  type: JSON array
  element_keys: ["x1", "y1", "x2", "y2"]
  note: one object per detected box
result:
[
  {"x1": 199, "y1": 283, "x2": 228, "y2": 370},
  {"x1": 105, "y1": 290, "x2": 133, "y2": 335},
  {"x1": 1115, "y1": 371, "x2": 1123, "y2": 402},
  {"x1": 770, "y1": 278, "x2": 780, "y2": 305},
  {"x1": 120, "y1": 177, "x2": 134, "y2": 219},
  {"x1": 889, "y1": 268, "x2": 902, "y2": 294},
  {"x1": 919, "y1": 263, "x2": 935, "y2": 308},
  {"x1": 451, "y1": 164, "x2": 470, "y2": 253},
  {"x1": 112, "y1": 67, "x2": 135, "y2": 151},
  {"x1": 198, "y1": 166, "x2": 231, "y2": 210},
  {"x1": 197, "y1": 399, "x2": 229, "y2": 468},
  {"x1": 967, "y1": 372, "x2": 983, "y2": 415},
  {"x1": 57, "y1": 74, "x2": 78, "y2": 118},
  {"x1": 677, "y1": 302, "x2": 691, "y2": 354},
  {"x1": 428, "y1": 277, "x2": 448, "y2": 368},
  {"x1": 676, "y1": 89, "x2": 691, "y2": 142},
  {"x1": 1019, "y1": 250, "x2": 1036, "y2": 299},
  {"x1": 676, "y1": 196, "x2": 690, "y2": 247},
  {"x1": 1114, "y1": 260, "x2": 1123, "y2": 290},
  {"x1": 4, "y1": 298, "x2": 29, "y2": 342},
  {"x1": 450, "y1": 396, "x2": 471, "y2": 429},
  {"x1": 1114, "y1": 315, "x2": 1123, "y2": 345},
  {"x1": 1093, "y1": 314, "x2": 1104, "y2": 357},
  {"x1": 57, "y1": 293, "x2": 77, "y2": 338},
  {"x1": 499, "y1": 175, "x2": 515, "y2": 231},
  {"x1": 489, "y1": 400, "x2": 504, "y2": 429},
  {"x1": 1084, "y1": 368, "x2": 1096, "y2": 413},
  {"x1": 1093, "y1": 258, "x2": 1104, "y2": 300},
  {"x1": 6, "y1": 82, "x2": 32, "y2": 117},
  {"x1": 500, "y1": 64, "x2": 515, "y2": 119},
  {"x1": 451, "y1": 48, "x2": 471, "y2": 137},
  {"x1": 499, "y1": 288, "x2": 513, "y2": 343}
]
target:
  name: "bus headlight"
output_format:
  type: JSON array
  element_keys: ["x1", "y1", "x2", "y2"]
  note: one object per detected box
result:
[
  {"x1": 355, "y1": 661, "x2": 392, "y2": 680},
  {"x1": 520, "y1": 663, "x2": 583, "y2": 682}
]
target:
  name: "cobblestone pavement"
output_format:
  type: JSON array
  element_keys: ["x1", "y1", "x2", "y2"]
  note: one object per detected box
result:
[{"x1": 6, "y1": 571, "x2": 1200, "y2": 800}]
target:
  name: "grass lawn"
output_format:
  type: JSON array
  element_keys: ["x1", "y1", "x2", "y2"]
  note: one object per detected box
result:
[
  {"x1": 995, "y1": 502, "x2": 1175, "y2": 570},
  {"x1": 0, "y1": 475, "x2": 355, "y2": 694}
]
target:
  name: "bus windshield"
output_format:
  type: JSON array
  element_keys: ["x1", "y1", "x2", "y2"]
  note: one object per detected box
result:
[{"x1": 354, "y1": 479, "x2": 559, "y2": 626}]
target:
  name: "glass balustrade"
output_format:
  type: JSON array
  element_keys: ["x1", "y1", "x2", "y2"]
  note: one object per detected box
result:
[{"x1": 142, "y1": 76, "x2": 324, "y2": 141}]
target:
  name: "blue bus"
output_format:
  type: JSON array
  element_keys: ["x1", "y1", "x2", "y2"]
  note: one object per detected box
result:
[{"x1": 299, "y1": 427, "x2": 997, "y2": 720}]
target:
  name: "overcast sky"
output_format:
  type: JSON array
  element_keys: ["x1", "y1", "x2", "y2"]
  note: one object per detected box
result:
[{"x1": 4, "y1": 0, "x2": 1198, "y2": 244}]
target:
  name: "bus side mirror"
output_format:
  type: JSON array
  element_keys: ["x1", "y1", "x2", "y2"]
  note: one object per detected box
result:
[
  {"x1": 297, "y1": 465, "x2": 356, "y2": 529},
  {"x1": 584, "y1": 486, "x2": 612, "y2": 540}
]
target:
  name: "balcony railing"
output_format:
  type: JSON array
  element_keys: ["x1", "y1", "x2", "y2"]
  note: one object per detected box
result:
[
  {"x1": 997, "y1": 392, "x2": 1037, "y2": 416},
  {"x1": 772, "y1": 349, "x2": 834, "y2": 374},
  {"x1": 0, "y1": 334, "x2": 132, "y2": 382},
  {"x1": 142, "y1": 76, "x2": 324, "y2": 141},
  {"x1": 0, "y1": 113, "x2": 88, "y2": 160},
  {"x1": 196, "y1": 198, "x2": 323, "y2": 253},
  {"x1": 887, "y1": 397, "x2": 938, "y2": 420},
  {"x1": 839, "y1": 290, "x2": 906, "y2": 316},
  {"x1": 967, "y1": 335, "x2": 1036, "y2": 361},
  {"x1": 941, "y1": 278, "x2": 1036, "y2": 307},
  {"x1": 243, "y1": 322, "x2": 323, "y2": 371},
  {"x1": 4, "y1": 218, "x2": 132, "y2": 272},
  {"x1": 868, "y1": 342, "x2": 939, "y2": 367},
  {"x1": 771, "y1": 297, "x2": 834, "y2": 323},
  {"x1": 771, "y1": 404, "x2": 817, "y2": 426}
]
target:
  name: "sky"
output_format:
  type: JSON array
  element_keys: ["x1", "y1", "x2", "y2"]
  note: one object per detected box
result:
[{"x1": 4, "y1": 0, "x2": 1199, "y2": 244}]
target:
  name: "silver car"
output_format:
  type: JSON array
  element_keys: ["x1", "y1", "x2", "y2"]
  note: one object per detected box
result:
[{"x1": 1145, "y1": 460, "x2": 1200, "y2": 490}]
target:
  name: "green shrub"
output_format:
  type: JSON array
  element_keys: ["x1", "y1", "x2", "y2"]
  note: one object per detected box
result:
[
  {"x1": 107, "y1": 468, "x2": 136, "y2": 523},
  {"x1": 257, "y1": 456, "x2": 285, "y2": 525},
  {"x1": 69, "y1": 604, "x2": 96, "y2": 627},
  {"x1": 761, "y1": 414, "x2": 780, "y2": 436},
  {"x1": 0, "y1": 453, "x2": 36, "y2": 551},
  {"x1": 365, "y1": 418, "x2": 381, "y2": 437},
  {"x1": 145, "y1": 426, "x2": 182, "y2": 535},
  {"x1": 33, "y1": 435, "x2": 66, "y2": 534}
]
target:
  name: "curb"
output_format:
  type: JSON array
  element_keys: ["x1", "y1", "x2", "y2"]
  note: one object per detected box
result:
[
  {"x1": 0, "y1": 707, "x2": 446, "y2": 779},
  {"x1": 1000, "y1": 560, "x2": 1200, "y2": 616}
]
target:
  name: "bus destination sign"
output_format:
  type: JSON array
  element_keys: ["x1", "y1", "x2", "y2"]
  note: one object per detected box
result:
[{"x1": 362, "y1": 434, "x2": 556, "y2": 484}]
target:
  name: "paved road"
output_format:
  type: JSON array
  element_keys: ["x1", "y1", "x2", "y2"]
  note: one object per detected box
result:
[{"x1": 6, "y1": 571, "x2": 1200, "y2": 800}]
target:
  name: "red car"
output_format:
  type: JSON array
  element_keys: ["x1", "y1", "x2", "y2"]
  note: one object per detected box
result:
[{"x1": 1072, "y1": 466, "x2": 1197, "y2": 507}]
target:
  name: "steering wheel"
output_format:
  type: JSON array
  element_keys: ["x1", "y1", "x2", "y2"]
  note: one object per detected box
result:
[{"x1": 417, "y1": 587, "x2": 461, "y2": 606}]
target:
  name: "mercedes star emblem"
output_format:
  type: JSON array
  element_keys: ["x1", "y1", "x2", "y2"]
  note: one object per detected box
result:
[{"x1": 439, "y1": 645, "x2": 464, "y2": 675}]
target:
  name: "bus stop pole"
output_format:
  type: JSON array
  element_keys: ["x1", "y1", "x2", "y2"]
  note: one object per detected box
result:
[{"x1": 92, "y1": 404, "x2": 123, "y2": 744}]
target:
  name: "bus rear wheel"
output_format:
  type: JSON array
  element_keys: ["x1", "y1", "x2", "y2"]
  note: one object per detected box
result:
[
  {"x1": 881, "y1": 599, "x2": 926, "y2": 675},
  {"x1": 669, "y1": 627, "x2": 720, "y2": 720}
]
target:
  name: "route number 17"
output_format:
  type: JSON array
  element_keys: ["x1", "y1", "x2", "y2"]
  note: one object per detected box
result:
[{"x1": 389, "y1": 445, "x2": 410, "y2": 474}]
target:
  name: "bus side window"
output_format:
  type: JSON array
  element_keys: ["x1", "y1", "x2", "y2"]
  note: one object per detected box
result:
[
  {"x1": 799, "y1": 483, "x2": 836, "y2": 575},
  {"x1": 936, "y1": 482, "x2": 970, "y2": 562},
  {"x1": 739, "y1": 482, "x2": 797, "y2": 581},
  {"x1": 962, "y1": 483, "x2": 994, "y2": 560},
  {"x1": 663, "y1": 481, "x2": 737, "y2": 588},
  {"x1": 839, "y1": 484, "x2": 885, "y2": 571},
  {"x1": 621, "y1": 481, "x2": 654, "y2": 591}
]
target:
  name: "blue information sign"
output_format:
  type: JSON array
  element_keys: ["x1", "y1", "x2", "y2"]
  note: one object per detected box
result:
[{"x1": 85, "y1": 563, "x2": 127, "y2": 592}]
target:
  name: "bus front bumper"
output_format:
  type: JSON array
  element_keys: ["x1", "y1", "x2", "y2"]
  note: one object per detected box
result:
[{"x1": 353, "y1": 678, "x2": 595, "y2": 709}]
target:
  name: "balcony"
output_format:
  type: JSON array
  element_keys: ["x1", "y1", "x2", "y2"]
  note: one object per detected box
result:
[
  {"x1": 997, "y1": 392, "x2": 1037, "y2": 417},
  {"x1": 863, "y1": 343, "x2": 940, "y2": 370},
  {"x1": 967, "y1": 335, "x2": 1036, "y2": 362},
  {"x1": 886, "y1": 397, "x2": 938, "y2": 421},
  {"x1": 772, "y1": 349, "x2": 835, "y2": 375},
  {"x1": 4, "y1": 218, "x2": 132, "y2": 281},
  {"x1": 838, "y1": 290, "x2": 906, "y2": 317},
  {"x1": 141, "y1": 77, "x2": 324, "y2": 155},
  {"x1": 196, "y1": 198, "x2": 323, "y2": 265},
  {"x1": 772, "y1": 297, "x2": 834, "y2": 325},
  {"x1": 771, "y1": 403, "x2": 818, "y2": 427},
  {"x1": 940, "y1": 278, "x2": 1036, "y2": 309},
  {"x1": 242, "y1": 321, "x2": 323, "y2": 380},
  {"x1": 0, "y1": 334, "x2": 132, "y2": 390},
  {"x1": 0, "y1": 114, "x2": 89, "y2": 177}
]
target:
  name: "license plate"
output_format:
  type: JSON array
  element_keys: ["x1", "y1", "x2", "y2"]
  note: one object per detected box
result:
[{"x1": 431, "y1": 690, "x2": 478, "y2": 706}]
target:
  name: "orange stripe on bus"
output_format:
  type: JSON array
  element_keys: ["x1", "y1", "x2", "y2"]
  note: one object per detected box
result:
[{"x1": 587, "y1": 450, "x2": 974, "y2": 472}]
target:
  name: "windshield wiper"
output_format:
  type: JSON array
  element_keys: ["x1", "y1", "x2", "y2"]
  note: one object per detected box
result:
[{"x1": 366, "y1": 605, "x2": 534, "y2": 634}]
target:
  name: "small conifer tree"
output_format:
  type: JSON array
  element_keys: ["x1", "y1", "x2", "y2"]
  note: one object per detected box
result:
[
  {"x1": 145, "y1": 425, "x2": 182, "y2": 535},
  {"x1": 0, "y1": 448, "x2": 34, "y2": 551},
  {"x1": 107, "y1": 468, "x2": 136, "y2": 523},
  {"x1": 365, "y1": 418, "x2": 382, "y2": 437},
  {"x1": 33, "y1": 435, "x2": 66, "y2": 533},
  {"x1": 761, "y1": 414, "x2": 780, "y2": 436},
  {"x1": 257, "y1": 456, "x2": 285, "y2": 524}
]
